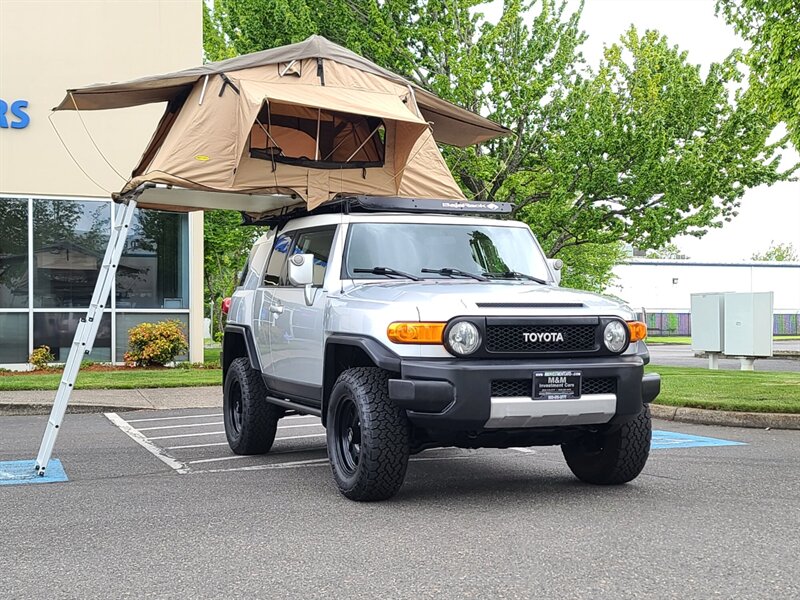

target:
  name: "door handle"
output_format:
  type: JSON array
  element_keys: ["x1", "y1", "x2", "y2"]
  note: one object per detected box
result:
[{"x1": 269, "y1": 304, "x2": 284, "y2": 314}]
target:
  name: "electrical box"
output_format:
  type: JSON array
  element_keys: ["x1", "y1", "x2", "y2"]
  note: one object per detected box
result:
[
  {"x1": 690, "y1": 293, "x2": 725, "y2": 353},
  {"x1": 723, "y1": 292, "x2": 774, "y2": 357}
]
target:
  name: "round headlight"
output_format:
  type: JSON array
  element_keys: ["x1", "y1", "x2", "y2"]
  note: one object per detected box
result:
[
  {"x1": 447, "y1": 321, "x2": 481, "y2": 356},
  {"x1": 603, "y1": 320, "x2": 628, "y2": 353}
]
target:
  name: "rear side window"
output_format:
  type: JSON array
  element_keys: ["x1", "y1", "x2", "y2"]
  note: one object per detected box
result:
[
  {"x1": 263, "y1": 233, "x2": 293, "y2": 286},
  {"x1": 291, "y1": 227, "x2": 337, "y2": 286}
]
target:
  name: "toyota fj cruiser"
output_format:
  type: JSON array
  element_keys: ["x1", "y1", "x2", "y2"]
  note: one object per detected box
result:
[{"x1": 222, "y1": 197, "x2": 660, "y2": 501}]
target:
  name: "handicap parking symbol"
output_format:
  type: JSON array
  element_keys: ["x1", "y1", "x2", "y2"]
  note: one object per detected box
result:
[{"x1": 651, "y1": 430, "x2": 746, "y2": 450}]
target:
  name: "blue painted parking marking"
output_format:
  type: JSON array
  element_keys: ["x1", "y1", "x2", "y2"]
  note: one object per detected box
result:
[
  {"x1": 652, "y1": 430, "x2": 745, "y2": 450},
  {"x1": 0, "y1": 459, "x2": 69, "y2": 486}
]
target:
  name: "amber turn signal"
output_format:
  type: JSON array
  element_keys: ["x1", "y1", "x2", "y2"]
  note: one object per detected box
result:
[
  {"x1": 627, "y1": 321, "x2": 647, "y2": 342},
  {"x1": 387, "y1": 322, "x2": 445, "y2": 344}
]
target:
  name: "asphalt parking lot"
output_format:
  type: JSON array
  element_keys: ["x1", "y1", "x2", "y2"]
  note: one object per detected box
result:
[{"x1": 1, "y1": 410, "x2": 799, "y2": 599}]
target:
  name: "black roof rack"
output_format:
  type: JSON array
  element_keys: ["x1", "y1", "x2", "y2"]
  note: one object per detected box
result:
[{"x1": 240, "y1": 195, "x2": 513, "y2": 227}]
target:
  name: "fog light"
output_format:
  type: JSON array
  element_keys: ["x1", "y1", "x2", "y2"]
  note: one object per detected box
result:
[
  {"x1": 447, "y1": 321, "x2": 481, "y2": 356},
  {"x1": 603, "y1": 320, "x2": 628, "y2": 353}
]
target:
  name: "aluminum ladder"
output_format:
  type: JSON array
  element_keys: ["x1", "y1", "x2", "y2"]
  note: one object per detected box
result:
[{"x1": 34, "y1": 198, "x2": 138, "y2": 475}]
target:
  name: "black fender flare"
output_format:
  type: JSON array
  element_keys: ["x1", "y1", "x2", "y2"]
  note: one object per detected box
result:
[
  {"x1": 322, "y1": 334, "x2": 401, "y2": 424},
  {"x1": 222, "y1": 324, "x2": 261, "y2": 380}
]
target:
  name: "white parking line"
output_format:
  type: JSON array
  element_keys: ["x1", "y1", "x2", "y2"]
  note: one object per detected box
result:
[
  {"x1": 105, "y1": 413, "x2": 189, "y2": 474},
  {"x1": 167, "y1": 434, "x2": 326, "y2": 451},
  {"x1": 149, "y1": 430, "x2": 226, "y2": 440},
  {"x1": 166, "y1": 441, "x2": 229, "y2": 450},
  {"x1": 125, "y1": 413, "x2": 222, "y2": 424},
  {"x1": 277, "y1": 423, "x2": 323, "y2": 430},
  {"x1": 137, "y1": 421, "x2": 223, "y2": 431},
  {"x1": 184, "y1": 435, "x2": 328, "y2": 464},
  {"x1": 192, "y1": 458, "x2": 331, "y2": 474},
  {"x1": 124, "y1": 412, "x2": 318, "y2": 424}
]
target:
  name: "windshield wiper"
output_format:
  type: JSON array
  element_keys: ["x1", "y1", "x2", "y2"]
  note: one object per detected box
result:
[
  {"x1": 483, "y1": 271, "x2": 548, "y2": 285},
  {"x1": 353, "y1": 266, "x2": 421, "y2": 281},
  {"x1": 421, "y1": 267, "x2": 489, "y2": 282}
]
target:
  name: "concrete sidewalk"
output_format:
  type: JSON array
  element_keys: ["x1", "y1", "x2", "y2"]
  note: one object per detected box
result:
[{"x1": 0, "y1": 386, "x2": 222, "y2": 415}]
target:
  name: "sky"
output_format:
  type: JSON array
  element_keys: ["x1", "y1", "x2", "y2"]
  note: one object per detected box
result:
[{"x1": 487, "y1": 0, "x2": 800, "y2": 261}]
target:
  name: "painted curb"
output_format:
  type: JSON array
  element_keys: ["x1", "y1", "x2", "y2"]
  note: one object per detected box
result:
[{"x1": 651, "y1": 403, "x2": 800, "y2": 431}]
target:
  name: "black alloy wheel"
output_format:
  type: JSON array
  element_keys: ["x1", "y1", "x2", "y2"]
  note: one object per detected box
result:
[
  {"x1": 326, "y1": 367, "x2": 410, "y2": 501},
  {"x1": 223, "y1": 357, "x2": 282, "y2": 455}
]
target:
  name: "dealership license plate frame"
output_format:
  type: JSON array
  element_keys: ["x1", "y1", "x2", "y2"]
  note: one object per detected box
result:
[{"x1": 533, "y1": 370, "x2": 582, "y2": 400}]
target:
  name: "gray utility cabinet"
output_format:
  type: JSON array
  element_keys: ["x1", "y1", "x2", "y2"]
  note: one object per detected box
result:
[
  {"x1": 723, "y1": 292, "x2": 774, "y2": 357},
  {"x1": 690, "y1": 293, "x2": 725, "y2": 354}
]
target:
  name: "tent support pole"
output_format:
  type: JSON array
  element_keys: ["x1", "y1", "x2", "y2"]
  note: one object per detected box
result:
[{"x1": 33, "y1": 195, "x2": 139, "y2": 476}]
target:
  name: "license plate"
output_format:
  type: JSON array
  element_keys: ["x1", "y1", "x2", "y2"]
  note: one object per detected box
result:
[{"x1": 533, "y1": 371, "x2": 582, "y2": 400}]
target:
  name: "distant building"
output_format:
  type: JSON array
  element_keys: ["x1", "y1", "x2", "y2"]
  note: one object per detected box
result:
[
  {"x1": 0, "y1": 1, "x2": 204, "y2": 367},
  {"x1": 610, "y1": 259, "x2": 800, "y2": 336}
]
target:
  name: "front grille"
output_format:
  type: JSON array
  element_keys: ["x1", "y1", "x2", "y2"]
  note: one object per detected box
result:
[
  {"x1": 485, "y1": 324, "x2": 597, "y2": 353},
  {"x1": 491, "y1": 377, "x2": 617, "y2": 397}
]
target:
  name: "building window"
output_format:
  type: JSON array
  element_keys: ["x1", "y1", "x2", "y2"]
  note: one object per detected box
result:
[
  {"x1": 116, "y1": 209, "x2": 189, "y2": 309},
  {"x1": 0, "y1": 313, "x2": 29, "y2": 363},
  {"x1": 0, "y1": 198, "x2": 29, "y2": 308},
  {"x1": 32, "y1": 199, "x2": 110, "y2": 308},
  {"x1": 33, "y1": 312, "x2": 112, "y2": 363},
  {"x1": 0, "y1": 195, "x2": 193, "y2": 365}
]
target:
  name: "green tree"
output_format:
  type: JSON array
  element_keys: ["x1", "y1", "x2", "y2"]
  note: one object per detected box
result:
[
  {"x1": 751, "y1": 241, "x2": 798, "y2": 262},
  {"x1": 645, "y1": 243, "x2": 688, "y2": 260},
  {"x1": 204, "y1": 0, "x2": 792, "y2": 290},
  {"x1": 559, "y1": 242, "x2": 626, "y2": 293},
  {"x1": 204, "y1": 211, "x2": 264, "y2": 340},
  {"x1": 716, "y1": 0, "x2": 800, "y2": 150}
]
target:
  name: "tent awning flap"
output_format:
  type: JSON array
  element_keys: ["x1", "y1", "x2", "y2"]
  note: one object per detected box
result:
[{"x1": 53, "y1": 35, "x2": 510, "y2": 147}]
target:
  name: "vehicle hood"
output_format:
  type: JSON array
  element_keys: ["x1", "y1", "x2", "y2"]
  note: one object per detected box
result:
[{"x1": 341, "y1": 281, "x2": 634, "y2": 320}]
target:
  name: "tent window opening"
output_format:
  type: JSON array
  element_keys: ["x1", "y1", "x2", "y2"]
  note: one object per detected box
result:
[{"x1": 249, "y1": 102, "x2": 385, "y2": 170}]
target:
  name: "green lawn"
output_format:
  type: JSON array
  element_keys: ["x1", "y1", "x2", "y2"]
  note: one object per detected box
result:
[
  {"x1": 648, "y1": 335, "x2": 800, "y2": 345},
  {"x1": 0, "y1": 368, "x2": 222, "y2": 391},
  {"x1": 646, "y1": 365, "x2": 800, "y2": 414},
  {"x1": 204, "y1": 347, "x2": 221, "y2": 365}
]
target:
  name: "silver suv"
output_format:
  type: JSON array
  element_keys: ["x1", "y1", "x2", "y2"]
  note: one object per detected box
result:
[{"x1": 222, "y1": 198, "x2": 660, "y2": 501}]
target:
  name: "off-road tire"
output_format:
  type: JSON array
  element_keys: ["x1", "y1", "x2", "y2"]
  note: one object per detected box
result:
[
  {"x1": 326, "y1": 367, "x2": 410, "y2": 501},
  {"x1": 223, "y1": 357, "x2": 282, "y2": 455},
  {"x1": 561, "y1": 405, "x2": 652, "y2": 485}
]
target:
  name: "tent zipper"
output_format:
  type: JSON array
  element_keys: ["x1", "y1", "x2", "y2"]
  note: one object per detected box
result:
[{"x1": 317, "y1": 58, "x2": 325, "y2": 86}]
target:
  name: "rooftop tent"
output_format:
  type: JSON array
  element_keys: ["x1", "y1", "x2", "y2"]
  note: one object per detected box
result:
[{"x1": 53, "y1": 36, "x2": 510, "y2": 216}]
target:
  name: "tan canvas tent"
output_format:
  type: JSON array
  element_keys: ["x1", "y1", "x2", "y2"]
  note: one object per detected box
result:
[{"x1": 54, "y1": 35, "x2": 510, "y2": 216}]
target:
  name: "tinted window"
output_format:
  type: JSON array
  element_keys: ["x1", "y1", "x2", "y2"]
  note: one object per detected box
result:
[
  {"x1": 116, "y1": 209, "x2": 189, "y2": 309},
  {"x1": 32, "y1": 199, "x2": 110, "y2": 308},
  {"x1": 0, "y1": 198, "x2": 29, "y2": 308},
  {"x1": 345, "y1": 223, "x2": 550, "y2": 281},
  {"x1": 264, "y1": 233, "x2": 293, "y2": 286},
  {"x1": 291, "y1": 227, "x2": 336, "y2": 286}
]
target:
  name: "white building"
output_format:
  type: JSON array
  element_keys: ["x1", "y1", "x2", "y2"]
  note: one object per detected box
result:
[{"x1": 610, "y1": 259, "x2": 800, "y2": 336}]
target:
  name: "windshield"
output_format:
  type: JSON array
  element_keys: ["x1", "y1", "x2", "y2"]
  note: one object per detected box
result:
[{"x1": 344, "y1": 223, "x2": 551, "y2": 281}]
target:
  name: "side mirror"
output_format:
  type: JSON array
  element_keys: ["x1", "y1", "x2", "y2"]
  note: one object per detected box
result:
[
  {"x1": 288, "y1": 253, "x2": 314, "y2": 286},
  {"x1": 547, "y1": 258, "x2": 563, "y2": 285},
  {"x1": 288, "y1": 253, "x2": 316, "y2": 306}
]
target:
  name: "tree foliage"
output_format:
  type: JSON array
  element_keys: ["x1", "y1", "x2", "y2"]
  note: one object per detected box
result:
[
  {"x1": 716, "y1": 0, "x2": 800, "y2": 150},
  {"x1": 751, "y1": 241, "x2": 798, "y2": 262},
  {"x1": 203, "y1": 211, "x2": 263, "y2": 340},
  {"x1": 645, "y1": 243, "x2": 688, "y2": 260},
  {"x1": 204, "y1": 0, "x2": 792, "y2": 291}
]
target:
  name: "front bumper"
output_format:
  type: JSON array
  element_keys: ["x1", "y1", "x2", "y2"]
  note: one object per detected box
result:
[{"x1": 388, "y1": 356, "x2": 660, "y2": 431}]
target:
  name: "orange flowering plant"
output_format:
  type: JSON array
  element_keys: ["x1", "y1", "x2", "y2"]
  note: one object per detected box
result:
[{"x1": 124, "y1": 320, "x2": 188, "y2": 367}]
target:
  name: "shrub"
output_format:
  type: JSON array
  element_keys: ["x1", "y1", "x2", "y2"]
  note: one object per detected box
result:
[
  {"x1": 124, "y1": 320, "x2": 188, "y2": 367},
  {"x1": 29, "y1": 345, "x2": 55, "y2": 370}
]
